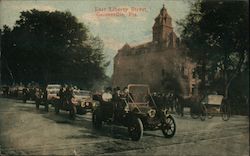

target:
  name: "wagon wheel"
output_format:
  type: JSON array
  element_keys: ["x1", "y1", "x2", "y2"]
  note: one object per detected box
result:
[
  {"x1": 162, "y1": 115, "x2": 176, "y2": 138},
  {"x1": 190, "y1": 106, "x2": 199, "y2": 119},
  {"x1": 207, "y1": 108, "x2": 214, "y2": 119},
  {"x1": 207, "y1": 113, "x2": 214, "y2": 119},
  {"x1": 128, "y1": 117, "x2": 143, "y2": 141},
  {"x1": 175, "y1": 102, "x2": 183, "y2": 116},
  {"x1": 191, "y1": 113, "x2": 199, "y2": 119},
  {"x1": 220, "y1": 103, "x2": 230, "y2": 121},
  {"x1": 200, "y1": 104, "x2": 207, "y2": 121}
]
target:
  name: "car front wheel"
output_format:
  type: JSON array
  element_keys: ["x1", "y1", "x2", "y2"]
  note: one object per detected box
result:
[
  {"x1": 128, "y1": 117, "x2": 143, "y2": 141},
  {"x1": 92, "y1": 109, "x2": 102, "y2": 129},
  {"x1": 162, "y1": 115, "x2": 176, "y2": 138}
]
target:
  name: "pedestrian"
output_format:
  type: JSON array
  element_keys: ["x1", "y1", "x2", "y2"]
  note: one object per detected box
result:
[
  {"x1": 65, "y1": 86, "x2": 73, "y2": 105},
  {"x1": 58, "y1": 86, "x2": 65, "y2": 105},
  {"x1": 112, "y1": 86, "x2": 122, "y2": 121},
  {"x1": 22, "y1": 86, "x2": 28, "y2": 103}
]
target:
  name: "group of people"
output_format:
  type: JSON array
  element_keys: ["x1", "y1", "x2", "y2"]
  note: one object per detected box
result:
[
  {"x1": 100, "y1": 86, "x2": 132, "y2": 120},
  {"x1": 101, "y1": 86, "x2": 130, "y2": 102},
  {"x1": 101, "y1": 86, "x2": 181, "y2": 113},
  {"x1": 152, "y1": 92, "x2": 179, "y2": 112},
  {"x1": 58, "y1": 86, "x2": 75, "y2": 106}
]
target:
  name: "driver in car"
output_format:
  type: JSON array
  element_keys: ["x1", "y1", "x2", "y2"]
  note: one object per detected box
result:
[
  {"x1": 102, "y1": 87, "x2": 112, "y2": 102},
  {"x1": 101, "y1": 87, "x2": 113, "y2": 119}
]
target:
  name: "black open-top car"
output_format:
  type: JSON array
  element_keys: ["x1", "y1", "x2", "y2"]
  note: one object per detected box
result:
[{"x1": 92, "y1": 84, "x2": 176, "y2": 141}]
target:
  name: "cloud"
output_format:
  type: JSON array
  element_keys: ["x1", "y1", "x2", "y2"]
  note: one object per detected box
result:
[
  {"x1": 10, "y1": 4, "x2": 57, "y2": 12},
  {"x1": 103, "y1": 37, "x2": 124, "y2": 52}
]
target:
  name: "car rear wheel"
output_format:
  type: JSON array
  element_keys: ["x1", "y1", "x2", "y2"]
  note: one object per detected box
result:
[
  {"x1": 69, "y1": 105, "x2": 76, "y2": 120},
  {"x1": 92, "y1": 109, "x2": 102, "y2": 129},
  {"x1": 55, "y1": 104, "x2": 59, "y2": 114},
  {"x1": 190, "y1": 106, "x2": 199, "y2": 119},
  {"x1": 128, "y1": 117, "x2": 143, "y2": 141},
  {"x1": 161, "y1": 115, "x2": 176, "y2": 138},
  {"x1": 45, "y1": 103, "x2": 49, "y2": 112},
  {"x1": 36, "y1": 101, "x2": 40, "y2": 110}
]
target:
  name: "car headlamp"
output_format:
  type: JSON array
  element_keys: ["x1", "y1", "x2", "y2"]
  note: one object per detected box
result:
[
  {"x1": 148, "y1": 109, "x2": 156, "y2": 118},
  {"x1": 94, "y1": 101, "x2": 100, "y2": 107},
  {"x1": 124, "y1": 105, "x2": 129, "y2": 113},
  {"x1": 162, "y1": 109, "x2": 168, "y2": 117}
]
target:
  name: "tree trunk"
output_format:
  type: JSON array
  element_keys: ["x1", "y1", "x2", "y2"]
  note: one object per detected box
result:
[{"x1": 224, "y1": 51, "x2": 245, "y2": 99}]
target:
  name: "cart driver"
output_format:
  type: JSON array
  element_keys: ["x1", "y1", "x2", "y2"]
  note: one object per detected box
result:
[{"x1": 123, "y1": 87, "x2": 134, "y2": 102}]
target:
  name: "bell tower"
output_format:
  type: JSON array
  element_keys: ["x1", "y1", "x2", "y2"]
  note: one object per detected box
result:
[{"x1": 152, "y1": 5, "x2": 174, "y2": 47}]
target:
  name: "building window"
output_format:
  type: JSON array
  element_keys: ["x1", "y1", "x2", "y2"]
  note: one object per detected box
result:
[
  {"x1": 192, "y1": 69, "x2": 196, "y2": 79},
  {"x1": 191, "y1": 84, "x2": 195, "y2": 94},
  {"x1": 161, "y1": 69, "x2": 165, "y2": 76}
]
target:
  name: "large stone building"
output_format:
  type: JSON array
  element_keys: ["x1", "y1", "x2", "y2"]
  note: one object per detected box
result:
[{"x1": 112, "y1": 5, "x2": 199, "y2": 96}]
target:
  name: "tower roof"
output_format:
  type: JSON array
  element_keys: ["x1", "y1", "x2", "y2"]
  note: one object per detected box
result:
[
  {"x1": 154, "y1": 4, "x2": 172, "y2": 27},
  {"x1": 160, "y1": 4, "x2": 167, "y2": 16}
]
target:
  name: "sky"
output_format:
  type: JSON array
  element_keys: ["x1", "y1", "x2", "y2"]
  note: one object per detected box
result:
[{"x1": 0, "y1": 0, "x2": 191, "y2": 76}]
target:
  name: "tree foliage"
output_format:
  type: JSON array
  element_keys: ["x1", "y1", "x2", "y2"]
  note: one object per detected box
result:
[
  {"x1": 178, "y1": 0, "x2": 249, "y2": 98},
  {"x1": 1, "y1": 9, "x2": 109, "y2": 88}
]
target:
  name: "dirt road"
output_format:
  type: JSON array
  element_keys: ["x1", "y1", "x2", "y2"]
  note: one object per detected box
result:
[{"x1": 0, "y1": 98, "x2": 249, "y2": 155}]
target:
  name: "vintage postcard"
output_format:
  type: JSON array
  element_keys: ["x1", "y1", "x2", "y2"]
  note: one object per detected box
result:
[{"x1": 0, "y1": 0, "x2": 249, "y2": 155}]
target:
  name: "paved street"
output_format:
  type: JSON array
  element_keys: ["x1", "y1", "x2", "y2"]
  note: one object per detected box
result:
[{"x1": 0, "y1": 98, "x2": 249, "y2": 155}]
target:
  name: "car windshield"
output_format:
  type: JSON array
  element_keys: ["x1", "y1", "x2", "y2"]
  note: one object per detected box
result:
[
  {"x1": 74, "y1": 90, "x2": 91, "y2": 96},
  {"x1": 128, "y1": 85, "x2": 149, "y2": 103},
  {"x1": 47, "y1": 85, "x2": 61, "y2": 90}
]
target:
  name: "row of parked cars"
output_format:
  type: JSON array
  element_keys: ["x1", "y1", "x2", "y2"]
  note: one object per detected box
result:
[
  {"x1": 35, "y1": 84, "x2": 97, "y2": 119},
  {"x1": 1, "y1": 83, "x2": 177, "y2": 141},
  {"x1": 1, "y1": 84, "x2": 97, "y2": 119}
]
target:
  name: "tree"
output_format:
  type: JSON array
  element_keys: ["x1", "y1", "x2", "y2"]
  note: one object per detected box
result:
[
  {"x1": 1, "y1": 9, "x2": 108, "y2": 88},
  {"x1": 178, "y1": 0, "x2": 249, "y2": 99}
]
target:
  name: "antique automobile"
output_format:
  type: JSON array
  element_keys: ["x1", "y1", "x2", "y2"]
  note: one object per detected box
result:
[
  {"x1": 46, "y1": 84, "x2": 61, "y2": 105},
  {"x1": 54, "y1": 99, "x2": 76, "y2": 119},
  {"x1": 16, "y1": 85, "x2": 25, "y2": 99},
  {"x1": 92, "y1": 84, "x2": 176, "y2": 141},
  {"x1": 1, "y1": 85, "x2": 10, "y2": 97},
  {"x1": 35, "y1": 87, "x2": 49, "y2": 112},
  {"x1": 54, "y1": 89, "x2": 97, "y2": 119},
  {"x1": 72, "y1": 90, "x2": 96, "y2": 114},
  {"x1": 9, "y1": 85, "x2": 18, "y2": 98},
  {"x1": 35, "y1": 84, "x2": 61, "y2": 112}
]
